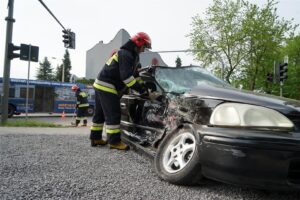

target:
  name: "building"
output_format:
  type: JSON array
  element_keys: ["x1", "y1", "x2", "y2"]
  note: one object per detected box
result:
[{"x1": 85, "y1": 29, "x2": 166, "y2": 79}]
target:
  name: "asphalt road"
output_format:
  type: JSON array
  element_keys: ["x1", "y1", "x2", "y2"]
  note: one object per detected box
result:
[{"x1": 1, "y1": 117, "x2": 300, "y2": 199}]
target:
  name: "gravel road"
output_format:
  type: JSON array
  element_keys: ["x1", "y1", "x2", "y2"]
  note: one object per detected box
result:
[{"x1": 1, "y1": 126, "x2": 300, "y2": 200}]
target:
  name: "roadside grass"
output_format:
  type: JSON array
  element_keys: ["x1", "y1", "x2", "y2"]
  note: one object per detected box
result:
[{"x1": 0, "y1": 120, "x2": 64, "y2": 127}]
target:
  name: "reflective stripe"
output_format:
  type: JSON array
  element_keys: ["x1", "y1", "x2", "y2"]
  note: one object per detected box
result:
[
  {"x1": 95, "y1": 79, "x2": 116, "y2": 89},
  {"x1": 79, "y1": 92, "x2": 88, "y2": 97},
  {"x1": 123, "y1": 76, "x2": 135, "y2": 84},
  {"x1": 93, "y1": 82, "x2": 118, "y2": 95},
  {"x1": 106, "y1": 54, "x2": 118, "y2": 65},
  {"x1": 90, "y1": 126, "x2": 103, "y2": 131},
  {"x1": 78, "y1": 103, "x2": 89, "y2": 107},
  {"x1": 123, "y1": 76, "x2": 137, "y2": 87},
  {"x1": 126, "y1": 79, "x2": 136, "y2": 87},
  {"x1": 77, "y1": 101, "x2": 80, "y2": 104},
  {"x1": 90, "y1": 123, "x2": 103, "y2": 131},
  {"x1": 137, "y1": 79, "x2": 144, "y2": 84},
  {"x1": 76, "y1": 117, "x2": 83, "y2": 120},
  {"x1": 106, "y1": 128, "x2": 121, "y2": 134},
  {"x1": 106, "y1": 124, "x2": 120, "y2": 129}
]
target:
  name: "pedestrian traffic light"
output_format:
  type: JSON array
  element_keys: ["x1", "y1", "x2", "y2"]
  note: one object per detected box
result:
[
  {"x1": 7, "y1": 43, "x2": 20, "y2": 60},
  {"x1": 62, "y1": 29, "x2": 75, "y2": 49},
  {"x1": 279, "y1": 63, "x2": 288, "y2": 81},
  {"x1": 19, "y1": 44, "x2": 39, "y2": 62}
]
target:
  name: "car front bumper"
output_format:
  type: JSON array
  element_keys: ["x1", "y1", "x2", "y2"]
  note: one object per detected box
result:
[{"x1": 198, "y1": 127, "x2": 300, "y2": 190}]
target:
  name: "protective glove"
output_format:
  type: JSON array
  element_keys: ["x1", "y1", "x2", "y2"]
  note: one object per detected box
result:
[{"x1": 139, "y1": 87, "x2": 149, "y2": 99}]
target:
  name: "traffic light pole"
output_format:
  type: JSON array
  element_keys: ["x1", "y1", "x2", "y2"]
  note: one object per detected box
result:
[
  {"x1": 280, "y1": 81, "x2": 283, "y2": 97},
  {"x1": 1, "y1": 0, "x2": 15, "y2": 123},
  {"x1": 25, "y1": 45, "x2": 32, "y2": 120}
]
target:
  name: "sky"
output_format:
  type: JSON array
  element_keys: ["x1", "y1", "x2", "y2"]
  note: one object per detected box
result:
[{"x1": 1, "y1": 0, "x2": 300, "y2": 80}]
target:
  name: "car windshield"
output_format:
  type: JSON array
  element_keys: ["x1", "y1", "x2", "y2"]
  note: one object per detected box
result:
[{"x1": 155, "y1": 66, "x2": 230, "y2": 93}]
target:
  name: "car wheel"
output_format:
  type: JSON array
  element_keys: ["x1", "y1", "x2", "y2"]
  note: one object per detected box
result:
[
  {"x1": 87, "y1": 106, "x2": 94, "y2": 116},
  {"x1": 8, "y1": 104, "x2": 15, "y2": 118},
  {"x1": 154, "y1": 124, "x2": 203, "y2": 185}
]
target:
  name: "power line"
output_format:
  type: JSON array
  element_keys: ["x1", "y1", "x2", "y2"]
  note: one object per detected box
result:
[{"x1": 37, "y1": 0, "x2": 66, "y2": 30}]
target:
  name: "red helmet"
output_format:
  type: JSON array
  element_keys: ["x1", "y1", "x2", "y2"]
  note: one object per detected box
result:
[
  {"x1": 131, "y1": 32, "x2": 152, "y2": 49},
  {"x1": 71, "y1": 85, "x2": 79, "y2": 91}
]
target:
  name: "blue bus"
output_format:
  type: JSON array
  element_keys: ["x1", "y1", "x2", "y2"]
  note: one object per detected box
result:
[{"x1": 0, "y1": 78, "x2": 95, "y2": 118}]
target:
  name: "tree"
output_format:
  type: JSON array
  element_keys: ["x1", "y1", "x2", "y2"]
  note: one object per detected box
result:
[
  {"x1": 239, "y1": 0, "x2": 296, "y2": 91},
  {"x1": 76, "y1": 78, "x2": 94, "y2": 85},
  {"x1": 189, "y1": 0, "x2": 248, "y2": 83},
  {"x1": 55, "y1": 49, "x2": 72, "y2": 82},
  {"x1": 189, "y1": 0, "x2": 297, "y2": 92},
  {"x1": 278, "y1": 34, "x2": 300, "y2": 99},
  {"x1": 175, "y1": 56, "x2": 182, "y2": 67},
  {"x1": 36, "y1": 57, "x2": 55, "y2": 80}
]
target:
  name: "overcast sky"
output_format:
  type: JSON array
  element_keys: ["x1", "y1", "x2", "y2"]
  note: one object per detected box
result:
[{"x1": 1, "y1": 0, "x2": 300, "y2": 80}]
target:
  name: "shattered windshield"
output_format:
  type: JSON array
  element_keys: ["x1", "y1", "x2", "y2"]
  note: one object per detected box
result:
[{"x1": 155, "y1": 66, "x2": 230, "y2": 93}]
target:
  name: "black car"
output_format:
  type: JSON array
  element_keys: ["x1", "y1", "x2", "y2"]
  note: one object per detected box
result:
[{"x1": 120, "y1": 65, "x2": 300, "y2": 191}]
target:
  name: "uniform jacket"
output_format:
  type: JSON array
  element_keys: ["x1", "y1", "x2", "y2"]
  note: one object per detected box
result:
[
  {"x1": 75, "y1": 89, "x2": 89, "y2": 108},
  {"x1": 95, "y1": 40, "x2": 145, "y2": 94}
]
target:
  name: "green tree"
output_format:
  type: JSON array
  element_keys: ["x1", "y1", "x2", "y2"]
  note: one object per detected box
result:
[
  {"x1": 278, "y1": 34, "x2": 300, "y2": 99},
  {"x1": 36, "y1": 57, "x2": 55, "y2": 80},
  {"x1": 189, "y1": 0, "x2": 247, "y2": 83},
  {"x1": 55, "y1": 49, "x2": 72, "y2": 82},
  {"x1": 239, "y1": 0, "x2": 296, "y2": 91},
  {"x1": 76, "y1": 78, "x2": 94, "y2": 85},
  {"x1": 175, "y1": 56, "x2": 182, "y2": 67},
  {"x1": 189, "y1": 0, "x2": 297, "y2": 92}
]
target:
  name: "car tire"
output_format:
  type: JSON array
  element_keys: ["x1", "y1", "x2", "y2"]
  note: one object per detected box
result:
[
  {"x1": 87, "y1": 106, "x2": 94, "y2": 116},
  {"x1": 8, "y1": 104, "x2": 15, "y2": 118},
  {"x1": 154, "y1": 124, "x2": 203, "y2": 185}
]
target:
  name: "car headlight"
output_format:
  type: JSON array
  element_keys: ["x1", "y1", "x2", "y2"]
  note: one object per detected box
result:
[{"x1": 210, "y1": 103, "x2": 294, "y2": 128}]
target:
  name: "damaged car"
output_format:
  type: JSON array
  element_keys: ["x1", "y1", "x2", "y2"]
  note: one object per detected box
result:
[{"x1": 120, "y1": 65, "x2": 300, "y2": 190}]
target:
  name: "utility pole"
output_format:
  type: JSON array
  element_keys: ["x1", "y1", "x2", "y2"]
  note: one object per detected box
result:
[
  {"x1": 1, "y1": 0, "x2": 15, "y2": 123},
  {"x1": 62, "y1": 64, "x2": 65, "y2": 82}
]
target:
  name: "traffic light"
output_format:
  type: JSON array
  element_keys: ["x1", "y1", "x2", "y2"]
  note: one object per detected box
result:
[
  {"x1": 69, "y1": 31, "x2": 75, "y2": 49},
  {"x1": 62, "y1": 29, "x2": 75, "y2": 49},
  {"x1": 279, "y1": 63, "x2": 288, "y2": 81},
  {"x1": 7, "y1": 43, "x2": 20, "y2": 60},
  {"x1": 19, "y1": 44, "x2": 39, "y2": 62},
  {"x1": 7, "y1": 43, "x2": 39, "y2": 62}
]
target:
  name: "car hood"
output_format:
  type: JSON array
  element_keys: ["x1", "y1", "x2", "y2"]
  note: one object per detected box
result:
[{"x1": 187, "y1": 84, "x2": 300, "y2": 115}]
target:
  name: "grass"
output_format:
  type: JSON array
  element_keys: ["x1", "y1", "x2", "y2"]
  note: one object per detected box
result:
[{"x1": 0, "y1": 120, "x2": 64, "y2": 127}]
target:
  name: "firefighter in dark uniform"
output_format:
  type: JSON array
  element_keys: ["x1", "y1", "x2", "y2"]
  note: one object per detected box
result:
[
  {"x1": 90, "y1": 32, "x2": 152, "y2": 150},
  {"x1": 71, "y1": 85, "x2": 89, "y2": 126}
]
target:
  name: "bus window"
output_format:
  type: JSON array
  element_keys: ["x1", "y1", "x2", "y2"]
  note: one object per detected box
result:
[
  {"x1": 20, "y1": 87, "x2": 34, "y2": 99},
  {"x1": 9, "y1": 87, "x2": 15, "y2": 98}
]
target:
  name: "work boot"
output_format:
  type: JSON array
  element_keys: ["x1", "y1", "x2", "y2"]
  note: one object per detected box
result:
[
  {"x1": 91, "y1": 139, "x2": 107, "y2": 147},
  {"x1": 109, "y1": 141, "x2": 130, "y2": 150}
]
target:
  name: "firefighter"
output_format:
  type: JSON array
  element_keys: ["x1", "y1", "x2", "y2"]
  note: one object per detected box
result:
[
  {"x1": 71, "y1": 85, "x2": 89, "y2": 126},
  {"x1": 90, "y1": 32, "x2": 152, "y2": 150}
]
